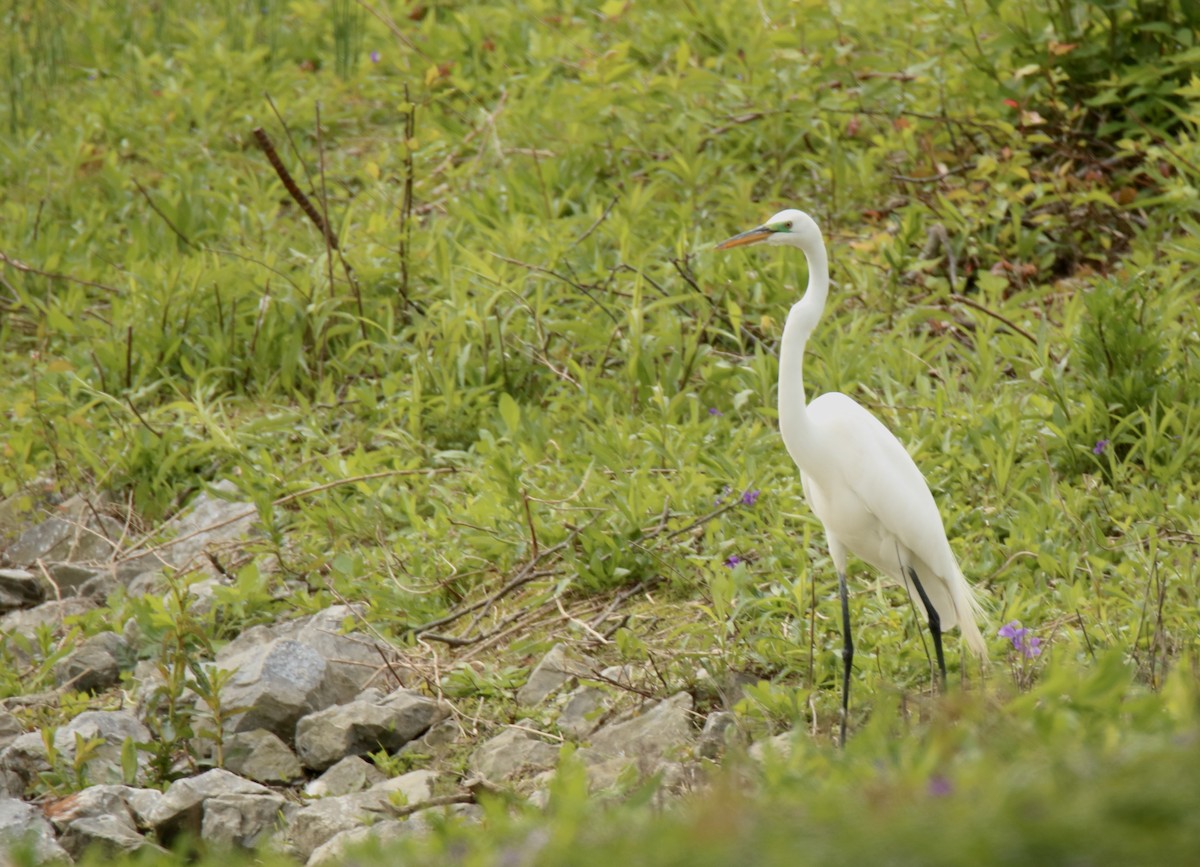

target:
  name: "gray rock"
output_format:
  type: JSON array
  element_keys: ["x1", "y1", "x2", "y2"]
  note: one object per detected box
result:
[
  {"x1": 147, "y1": 768, "x2": 284, "y2": 847},
  {"x1": 697, "y1": 711, "x2": 738, "y2": 759},
  {"x1": 53, "y1": 631, "x2": 132, "y2": 693},
  {"x1": 281, "y1": 770, "x2": 441, "y2": 861},
  {"x1": 748, "y1": 731, "x2": 794, "y2": 763},
  {"x1": 396, "y1": 717, "x2": 460, "y2": 760},
  {"x1": 304, "y1": 755, "x2": 385, "y2": 798},
  {"x1": 295, "y1": 690, "x2": 449, "y2": 771},
  {"x1": 151, "y1": 481, "x2": 257, "y2": 574},
  {"x1": 0, "y1": 797, "x2": 71, "y2": 864},
  {"x1": 517, "y1": 644, "x2": 596, "y2": 707},
  {"x1": 43, "y1": 563, "x2": 105, "y2": 598},
  {"x1": 215, "y1": 638, "x2": 340, "y2": 738},
  {"x1": 0, "y1": 711, "x2": 151, "y2": 789},
  {"x1": 0, "y1": 569, "x2": 43, "y2": 612},
  {"x1": 0, "y1": 598, "x2": 97, "y2": 654},
  {"x1": 469, "y1": 726, "x2": 559, "y2": 782},
  {"x1": 305, "y1": 819, "x2": 409, "y2": 867},
  {"x1": 43, "y1": 785, "x2": 164, "y2": 858},
  {"x1": 223, "y1": 729, "x2": 304, "y2": 784},
  {"x1": 580, "y1": 692, "x2": 695, "y2": 766},
  {"x1": 0, "y1": 713, "x2": 23, "y2": 753},
  {"x1": 557, "y1": 664, "x2": 636, "y2": 738},
  {"x1": 200, "y1": 792, "x2": 288, "y2": 848},
  {"x1": 4, "y1": 495, "x2": 124, "y2": 568}
]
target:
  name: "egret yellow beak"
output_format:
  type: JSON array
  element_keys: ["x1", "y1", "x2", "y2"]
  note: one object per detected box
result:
[{"x1": 716, "y1": 226, "x2": 772, "y2": 250}]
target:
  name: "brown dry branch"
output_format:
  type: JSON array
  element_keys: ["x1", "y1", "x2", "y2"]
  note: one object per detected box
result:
[{"x1": 253, "y1": 126, "x2": 338, "y2": 250}]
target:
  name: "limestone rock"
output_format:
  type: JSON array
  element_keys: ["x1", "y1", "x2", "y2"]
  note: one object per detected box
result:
[
  {"x1": 0, "y1": 713, "x2": 23, "y2": 753},
  {"x1": 697, "y1": 711, "x2": 738, "y2": 759},
  {"x1": 43, "y1": 785, "x2": 165, "y2": 858},
  {"x1": 53, "y1": 631, "x2": 133, "y2": 693},
  {"x1": 304, "y1": 755, "x2": 385, "y2": 798},
  {"x1": 517, "y1": 644, "x2": 596, "y2": 707},
  {"x1": 0, "y1": 711, "x2": 151, "y2": 789},
  {"x1": 4, "y1": 502, "x2": 121, "y2": 568},
  {"x1": 469, "y1": 726, "x2": 558, "y2": 782},
  {"x1": 0, "y1": 569, "x2": 43, "y2": 612},
  {"x1": 295, "y1": 690, "x2": 449, "y2": 771},
  {"x1": 281, "y1": 770, "x2": 442, "y2": 861},
  {"x1": 305, "y1": 819, "x2": 409, "y2": 867},
  {"x1": 222, "y1": 729, "x2": 304, "y2": 785},
  {"x1": 580, "y1": 692, "x2": 695, "y2": 766},
  {"x1": 214, "y1": 639, "x2": 340, "y2": 738},
  {"x1": 0, "y1": 797, "x2": 70, "y2": 864},
  {"x1": 0, "y1": 598, "x2": 97, "y2": 657},
  {"x1": 147, "y1": 768, "x2": 284, "y2": 848}
]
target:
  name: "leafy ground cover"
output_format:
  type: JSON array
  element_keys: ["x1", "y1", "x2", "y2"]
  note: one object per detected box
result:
[{"x1": 2, "y1": 0, "x2": 1200, "y2": 863}]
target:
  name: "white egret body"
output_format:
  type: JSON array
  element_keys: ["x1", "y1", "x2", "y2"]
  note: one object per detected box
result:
[{"x1": 717, "y1": 209, "x2": 986, "y2": 744}]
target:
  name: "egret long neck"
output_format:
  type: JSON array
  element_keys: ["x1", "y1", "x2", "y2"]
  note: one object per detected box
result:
[{"x1": 777, "y1": 240, "x2": 830, "y2": 465}]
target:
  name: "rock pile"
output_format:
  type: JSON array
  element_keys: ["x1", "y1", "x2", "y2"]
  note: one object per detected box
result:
[{"x1": 0, "y1": 485, "x2": 750, "y2": 864}]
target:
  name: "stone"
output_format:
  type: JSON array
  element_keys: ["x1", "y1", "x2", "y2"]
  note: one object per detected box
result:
[
  {"x1": 147, "y1": 768, "x2": 284, "y2": 847},
  {"x1": 223, "y1": 729, "x2": 304, "y2": 785},
  {"x1": 295, "y1": 690, "x2": 449, "y2": 771},
  {"x1": 0, "y1": 797, "x2": 71, "y2": 864},
  {"x1": 53, "y1": 631, "x2": 132, "y2": 693},
  {"x1": 0, "y1": 711, "x2": 151, "y2": 789},
  {"x1": 579, "y1": 692, "x2": 695, "y2": 767},
  {"x1": 305, "y1": 819, "x2": 409, "y2": 867},
  {"x1": 200, "y1": 792, "x2": 288, "y2": 848},
  {"x1": 469, "y1": 726, "x2": 559, "y2": 782},
  {"x1": 4, "y1": 497, "x2": 124, "y2": 568},
  {"x1": 0, "y1": 598, "x2": 97, "y2": 652},
  {"x1": 557, "y1": 664, "x2": 634, "y2": 738},
  {"x1": 149, "y1": 481, "x2": 257, "y2": 574},
  {"x1": 0, "y1": 713, "x2": 23, "y2": 753},
  {"x1": 215, "y1": 638, "x2": 340, "y2": 738},
  {"x1": 43, "y1": 785, "x2": 164, "y2": 858},
  {"x1": 0, "y1": 569, "x2": 43, "y2": 612},
  {"x1": 517, "y1": 644, "x2": 596, "y2": 707},
  {"x1": 282, "y1": 770, "x2": 443, "y2": 860},
  {"x1": 396, "y1": 717, "x2": 460, "y2": 760},
  {"x1": 748, "y1": 731, "x2": 794, "y2": 763},
  {"x1": 697, "y1": 711, "x2": 738, "y2": 760},
  {"x1": 304, "y1": 755, "x2": 385, "y2": 798}
]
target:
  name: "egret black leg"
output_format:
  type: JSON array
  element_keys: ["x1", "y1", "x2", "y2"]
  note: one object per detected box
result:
[
  {"x1": 838, "y1": 570, "x2": 854, "y2": 748},
  {"x1": 906, "y1": 566, "x2": 946, "y2": 690}
]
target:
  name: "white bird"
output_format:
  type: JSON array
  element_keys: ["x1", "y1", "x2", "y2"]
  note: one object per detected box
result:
[{"x1": 717, "y1": 208, "x2": 987, "y2": 746}]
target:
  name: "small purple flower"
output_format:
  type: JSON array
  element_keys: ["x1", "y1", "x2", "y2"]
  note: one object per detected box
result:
[
  {"x1": 370, "y1": 50, "x2": 381, "y2": 63},
  {"x1": 927, "y1": 774, "x2": 953, "y2": 797},
  {"x1": 708, "y1": 407, "x2": 723, "y2": 416},
  {"x1": 740, "y1": 489, "x2": 760, "y2": 507},
  {"x1": 999, "y1": 620, "x2": 1042, "y2": 659},
  {"x1": 724, "y1": 555, "x2": 743, "y2": 569},
  {"x1": 1093, "y1": 439, "x2": 1109, "y2": 455}
]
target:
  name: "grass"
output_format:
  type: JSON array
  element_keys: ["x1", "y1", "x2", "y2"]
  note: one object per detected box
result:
[{"x1": 1, "y1": 0, "x2": 1199, "y2": 863}]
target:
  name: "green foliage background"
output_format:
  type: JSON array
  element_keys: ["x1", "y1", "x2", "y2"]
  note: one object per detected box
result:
[{"x1": 2, "y1": 0, "x2": 1200, "y2": 862}]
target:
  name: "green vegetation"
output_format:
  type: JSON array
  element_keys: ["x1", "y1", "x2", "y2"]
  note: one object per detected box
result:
[{"x1": 2, "y1": 0, "x2": 1199, "y2": 863}]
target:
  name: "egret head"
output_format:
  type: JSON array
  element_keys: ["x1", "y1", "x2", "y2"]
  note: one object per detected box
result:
[{"x1": 716, "y1": 208, "x2": 823, "y2": 251}]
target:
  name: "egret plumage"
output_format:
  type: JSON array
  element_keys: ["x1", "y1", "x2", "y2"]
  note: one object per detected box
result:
[{"x1": 717, "y1": 209, "x2": 987, "y2": 745}]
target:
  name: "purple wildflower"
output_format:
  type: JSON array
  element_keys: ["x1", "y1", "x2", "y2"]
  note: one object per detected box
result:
[
  {"x1": 740, "y1": 489, "x2": 760, "y2": 507},
  {"x1": 1093, "y1": 439, "x2": 1109, "y2": 455},
  {"x1": 370, "y1": 50, "x2": 381, "y2": 63},
  {"x1": 999, "y1": 620, "x2": 1042, "y2": 659},
  {"x1": 708, "y1": 407, "x2": 723, "y2": 416},
  {"x1": 724, "y1": 555, "x2": 743, "y2": 569},
  {"x1": 927, "y1": 775, "x2": 953, "y2": 797}
]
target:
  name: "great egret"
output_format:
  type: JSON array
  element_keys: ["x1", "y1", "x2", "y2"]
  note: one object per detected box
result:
[{"x1": 717, "y1": 208, "x2": 987, "y2": 745}]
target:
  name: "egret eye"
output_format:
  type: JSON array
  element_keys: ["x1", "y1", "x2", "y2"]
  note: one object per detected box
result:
[{"x1": 784, "y1": 221, "x2": 793, "y2": 229}]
